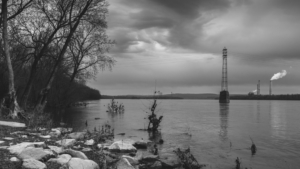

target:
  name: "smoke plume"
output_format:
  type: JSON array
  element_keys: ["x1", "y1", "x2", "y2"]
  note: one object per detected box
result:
[{"x1": 270, "y1": 70, "x2": 287, "y2": 81}]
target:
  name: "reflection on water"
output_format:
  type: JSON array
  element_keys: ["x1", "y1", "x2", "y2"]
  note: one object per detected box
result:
[
  {"x1": 219, "y1": 103, "x2": 229, "y2": 142},
  {"x1": 256, "y1": 101, "x2": 260, "y2": 123},
  {"x1": 269, "y1": 102, "x2": 286, "y2": 139}
]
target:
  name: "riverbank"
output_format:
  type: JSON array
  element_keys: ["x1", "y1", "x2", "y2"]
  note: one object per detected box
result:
[{"x1": 0, "y1": 121, "x2": 205, "y2": 169}]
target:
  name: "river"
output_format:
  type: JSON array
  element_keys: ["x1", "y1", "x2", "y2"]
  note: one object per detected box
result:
[{"x1": 65, "y1": 99, "x2": 300, "y2": 169}]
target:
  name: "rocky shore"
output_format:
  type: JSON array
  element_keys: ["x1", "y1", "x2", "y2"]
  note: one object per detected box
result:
[{"x1": 0, "y1": 122, "x2": 204, "y2": 169}]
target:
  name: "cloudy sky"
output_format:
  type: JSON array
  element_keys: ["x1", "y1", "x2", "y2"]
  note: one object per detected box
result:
[{"x1": 88, "y1": 0, "x2": 300, "y2": 95}]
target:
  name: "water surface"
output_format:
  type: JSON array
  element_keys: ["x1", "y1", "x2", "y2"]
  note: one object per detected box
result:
[{"x1": 66, "y1": 99, "x2": 300, "y2": 169}]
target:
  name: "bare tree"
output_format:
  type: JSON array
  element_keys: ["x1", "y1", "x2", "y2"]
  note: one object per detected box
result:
[
  {"x1": 0, "y1": 0, "x2": 33, "y2": 119},
  {"x1": 35, "y1": 0, "x2": 110, "y2": 113}
]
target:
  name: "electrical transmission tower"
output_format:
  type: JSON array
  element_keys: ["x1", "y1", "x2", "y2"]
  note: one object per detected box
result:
[{"x1": 219, "y1": 47, "x2": 230, "y2": 103}]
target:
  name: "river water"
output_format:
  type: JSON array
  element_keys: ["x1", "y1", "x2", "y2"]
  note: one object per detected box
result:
[{"x1": 65, "y1": 99, "x2": 300, "y2": 169}]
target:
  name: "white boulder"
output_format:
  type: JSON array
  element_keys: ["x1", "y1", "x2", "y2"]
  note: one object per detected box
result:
[
  {"x1": 116, "y1": 158, "x2": 135, "y2": 169},
  {"x1": 8, "y1": 142, "x2": 45, "y2": 155},
  {"x1": 68, "y1": 132, "x2": 86, "y2": 140},
  {"x1": 0, "y1": 121, "x2": 26, "y2": 127},
  {"x1": 18, "y1": 147, "x2": 54, "y2": 161},
  {"x1": 10, "y1": 157, "x2": 19, "y2": 162},
  {"x1": 39, "y1": 135, "x2": 51, "y2": 139},
  {"x1": 22, "y1": 158, "x2": 46, "y2": 169},
  {"x1": 68, "y1": 158, "x2": 99, "y2": 169},
  {"x1": 49, "y1": 128, "x2": 61, "y2": 137},
  {"x1": 56, "y1": 139, "x2": 76, "y2": 147},
  {"x1": 48, "y1": 145, "x2": 63, "y2": 154},
  {"x1": 48, "y1": 154, "x2": 72, "y2": 165},
  {"x1": 109, "y1": 140, "x2": 137, "y2": 153},
  {"x1": 60, "y1": 149, "x2": 88, "y2": 160},
  {"x1": 84, "y1": 139, "x2": 95, "y2": 145},
  {"x1": 4, "y1": 137, "x2": 14, "y2": 141}
]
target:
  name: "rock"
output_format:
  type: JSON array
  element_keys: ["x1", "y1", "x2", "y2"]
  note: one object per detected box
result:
[
  {"x1": 48, "y1": 145, "x2": 63, "y2": 154},
  {"x1": 60, "y1": 149, "x2": 88, "y2": 159},
  {"x1": 68, "y1": 158, "x2": 99, "y2": 169},
  {"x1": 150, "y1": 161, "x2": 163, "y2": 169},
  {"x1": 159, "y1": 152, "x2": 181, "y2": 168},
  {"x1": 39, "y1": 135, "x2": 51, "y2": 139},
  {"x1": 114, "y1": 139, "x2": 135, "y2": 145},
  {"x1": 48, "y1": 154, "x2": 72, "y2": 165},
  {"x1": 73, "y1": 145, "x2": 81, "y2": 149},
  {"x1": 18, "y1": 147, "x2": 54, "y2": 161},
  {"x1": 142, "y1": 155, "x2": 159, "y2": 162},
  {"x1": 8, "y1": 142, "x2": 45, "y2": 155},
  {"x1": 4, "y1": 137, "x2": 14, "y2": 141},
  {"x1": 82, "y1": 148, "x2": 92, "y2": 152},
  {"x1": 49, "y1": 128, "x2": 61, "y2": 137},
  {"x1": 21, "y1": 135, "x2": 28, "y2": 138},
  {"x1": 122, "y1": 155, "x2": 139, "y2": 165},
  {"x1": 11, "y1": 131, "x2": 26, "y2": 135},
  {"x1": 133, "y1": 140, "x2": 148, "y2": 149},
  {"x1": 0, "y1": 140, "x2": 5, "y2": 144},
  {"x1": 0, "y1": 120, "x2": 26, "y2": 128},
  {"x1": 135, "y1": 151, "x2": 143, "y2": 161},
  {"x1": 97, "y1": 143, "x2": 110, "y2": 149},
  {"x1": 28, "y1": 133, "x2": 40, "y2": 136},
  {"x1": 55, "y1": 127, "x2": 73, "y2": 134},
  {"x1": 105, "y1": 155, "x2": 116, "y2": 164},
  {"x1": 68, "y1": 132, "x2": 86, "y2": 140},
  {"x1": 109, "y1": 140, "x2": 137, "y2": 153},
  {"x1": 22, "y1": 158, "x2": 46, "y2": 169},
  {"x1": 0, "y1": 146, "x2": 8, "y2": 149},
  {"x1": 116, "y1": 158, "x2": 135, "y2": 169},
  {"x1": 10, "y1": 157, "x2": 19, "y2": 162},
  {"x1": 84, "y1": 139, "x2": 95, "y2": 145},
  {"x1": 56, "y1": 139, "x2": 76, "y2": 147}
]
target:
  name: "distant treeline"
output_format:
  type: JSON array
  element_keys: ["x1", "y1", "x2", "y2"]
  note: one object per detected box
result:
[
  {"x1": 101, "y1": 95, "x2": 183, "y2": 100},
  {"x1": 102, "y1": 94, "x2": 300, "y2": 101},
  {"x1": 230, "y1": 94, "x2": 300, "y2": 100},
  {"x1": 101, "y1": 93, "x2": 219, "y2": 100}
]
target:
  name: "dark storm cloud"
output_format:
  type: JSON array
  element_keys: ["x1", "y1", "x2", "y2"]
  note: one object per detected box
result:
[
  {"x1": 150, "y1": 0, "x2": 230, "y2": 18},
  {"x1": 109, "y1": 0, "x2": 300, "y2": 62},
  {"x1": 108, "y1": 0, "x2": 234, "y2": 54},
  {"x1": 130, "y1": 10, "x2": 174, "y2": 29}
]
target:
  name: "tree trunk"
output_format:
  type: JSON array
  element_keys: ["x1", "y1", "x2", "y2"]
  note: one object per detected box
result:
[
  {"x1": 20, "y1": 59, "x2": 38, "y2": 108},
  {"x1": 1, "y1": 0, "x2": 18, "y2": 119}
]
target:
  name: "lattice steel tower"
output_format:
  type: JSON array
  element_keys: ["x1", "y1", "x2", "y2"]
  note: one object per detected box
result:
[
  {"x1": 219, "y1": 47, "x2": 230, "y2": 103},
  {"x1": 221, "y1": 48, "x2": 228, "y2": 91}
]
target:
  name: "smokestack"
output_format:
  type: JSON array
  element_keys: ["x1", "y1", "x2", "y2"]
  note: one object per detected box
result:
[
  {"x1": 269, "y1": 80, "x2": 272, "y2": 95},
  {"x1": 257, "y1": 80, "x2": 260, "y2": 95}
]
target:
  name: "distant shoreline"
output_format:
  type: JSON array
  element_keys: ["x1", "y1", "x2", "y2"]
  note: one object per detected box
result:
[{"x1": 100, "y1": 93, "x2": 300, "y2": 100}]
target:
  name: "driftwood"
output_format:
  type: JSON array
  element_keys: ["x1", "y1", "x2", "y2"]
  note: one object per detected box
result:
[{"x1": 147, "y1": 100, "x2": 163, "y2": 132}]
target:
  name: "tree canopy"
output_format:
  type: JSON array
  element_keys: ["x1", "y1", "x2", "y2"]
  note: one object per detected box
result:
[{"x1": 0, "y1": 0, "x2": 113, "y2": 118}]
